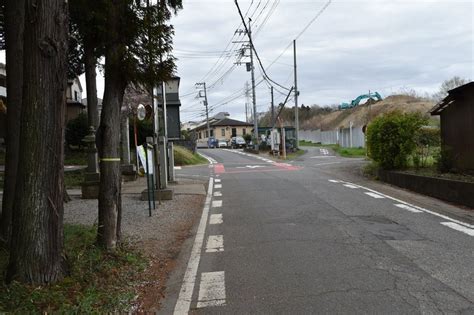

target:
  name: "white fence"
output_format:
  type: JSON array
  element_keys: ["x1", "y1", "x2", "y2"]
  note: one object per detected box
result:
[{"x1": 299, "y1": 126, "x2": 365, "y2": 148}]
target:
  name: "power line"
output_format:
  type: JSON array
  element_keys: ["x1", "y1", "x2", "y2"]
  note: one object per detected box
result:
[{"x1": 234, "y1": 0, "x2": 291, "y2": 92}]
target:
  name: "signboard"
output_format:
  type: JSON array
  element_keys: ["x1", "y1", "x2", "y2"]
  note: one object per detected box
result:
[{"x1": 137, "y1": 145, "x2": 154, "y2": 174}]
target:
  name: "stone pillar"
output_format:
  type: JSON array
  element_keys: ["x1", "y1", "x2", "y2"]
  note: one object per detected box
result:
[
  {"x1": 81, "y1": 126, "x2": 100, "y2": 199},
  {"x1": 120, "y1": 107, "x2": 136, "y2": 181}
]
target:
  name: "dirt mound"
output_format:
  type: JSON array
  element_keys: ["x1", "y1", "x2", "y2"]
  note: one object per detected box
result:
[{"x1": 301, "y1": 95, "x2": 436, "y2": 130}]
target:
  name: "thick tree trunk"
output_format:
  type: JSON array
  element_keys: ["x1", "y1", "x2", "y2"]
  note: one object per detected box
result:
[
  {"x1": 0, "y1": 0, "x2": 25, "y2": 246},
  {"x1": 83, "y1": 38, "x2": 99, "y2": 129},
  {"x1": 96, "y1": 1, "x2": 125, "y2": 250},
  {"x1": 7, "y1": 0, "x2": 68, "y2": 284}
]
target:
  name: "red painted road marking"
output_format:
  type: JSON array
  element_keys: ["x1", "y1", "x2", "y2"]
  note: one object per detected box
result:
[{"x1": 214, "y1": 163, "x2": 225, "y2": 174}]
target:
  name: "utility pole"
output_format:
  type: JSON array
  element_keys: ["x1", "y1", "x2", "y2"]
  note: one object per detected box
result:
[
  {"x1": 245, "y1": 81, "x2": 250, "y2": 123},
  {"x1": 196, "y1": 82, "x2": 210, "y2": 148},
  {"x1": 293, "y1": 39, "x2": 299, "y2": 149},
  {"x1": 249, "y1": 18, "x2": 258, "y2": 149},
  {"x1": 271, "y1": 86, "x2": 274, "y2": 127}
]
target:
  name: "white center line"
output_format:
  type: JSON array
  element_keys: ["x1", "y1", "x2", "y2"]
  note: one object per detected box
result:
[
  {"x1": 174, "y1": 178, "x2": 214, "y2": 314},
  {"x1": 440, "y1": 222, "x2": 474, "y2": 236},
  {"x1": 205, "y1": 235, "x2": 224, "y2": 252},
  {"x1": 212, "y1": 200, "x2": 222, "y2": 208},
  {"x1": 197, "y1": 271, "x2": 226, "y2": 308},
  {"x1": 210, "y1": 214, "x2": 223, "y2": 225},
  {"x1": 213, "y1": 191, "x2": 222, "y2": 197},
  {"x1": 328, "y1": 179, "x2": 340, "y2": 183},
  {"x1": 394, "y1": 203, "x2": 423, "y2": 213},
  {"x1": 365, "y1": 192, "x2": 385, "y2": 199}
]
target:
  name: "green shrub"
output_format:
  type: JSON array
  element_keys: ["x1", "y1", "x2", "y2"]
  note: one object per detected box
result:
[
  {"x1": 366, "y1": 111, "x2": 427, "y2": 170},
  {"x1": 128, "y1": 117, "x2": 154, "y2": 147},
  {"x1": 66, "y1": 113, "x2": 89, "y2": 148},
  {"x1": 412, "y1": 127, "x2": 440, "y2": 168},
  {"x1": 435, "y1": 145, "x2": 456, "y2": 173}
]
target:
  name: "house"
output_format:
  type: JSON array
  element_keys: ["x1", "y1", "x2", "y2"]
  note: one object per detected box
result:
[
  {"x1": 430, "y1": 81, "x2": 474, "y2": 171},
  {"x1": 82, "y1": 97, "x2": 103, "y2": 121},
  {"x1": 66, "y1": 77, "x2": 85, "y2": 122},
  {"x1": 192, "y1": 117, "x2": 253, "y2": 146}
]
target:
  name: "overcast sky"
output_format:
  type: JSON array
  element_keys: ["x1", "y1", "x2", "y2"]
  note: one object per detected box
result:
[
  {"x1": 171, "y1": 0, "x2": 473, "y2": 123},
  {"x1": 2, "y1": 0, "x2": 471, "y2": 123}
]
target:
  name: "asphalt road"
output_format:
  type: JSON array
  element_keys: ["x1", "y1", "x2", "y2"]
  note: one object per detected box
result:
[{"x1": 162, "y1": 147, "x2": 474, "y2": 314}]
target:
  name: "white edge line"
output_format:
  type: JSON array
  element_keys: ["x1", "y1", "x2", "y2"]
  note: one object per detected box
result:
[
  {"x1": 440, "y1": 222, "x2": 474, "y2": 236},
  {"x1": 198, "y1": 152, "x2": 216, "y2": 165},
  {"x1": 339, "y1": 179, "x2": 474, "y2": 229},
  {"x1": 174, "y1": 177, "x2": 214, "y2": 314}
]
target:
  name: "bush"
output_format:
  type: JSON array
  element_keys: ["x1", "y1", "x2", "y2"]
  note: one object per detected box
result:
[
  {"x1": 413, "y1": 127, "x2": 440, "y2": 168},
  {"x1": 435, "y1": 145, "x2": 456, "y2": 173},
  {"x1": 366, "y1": 111, "x2": 427, "y2": 170},
  {"x1": 128, "y1": 117, "x2": 154, "y2": 147},
  {"x1": 243, "y1": 133, "x2": 252, "y2": 143},
  {"x1": 65, "y1": 113, "x2": 89, "y2": 148}
]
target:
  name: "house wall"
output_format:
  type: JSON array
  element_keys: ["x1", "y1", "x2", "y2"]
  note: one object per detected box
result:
[
  {"x1": 440, "y1": 95, "x2": 474, "y2": 171},
  {"x1": 195, "y1": 125, "x2": 250, "y2": 146},
  {"x1": 66, "y1": 105, "x2": 84, "y2": 122}
]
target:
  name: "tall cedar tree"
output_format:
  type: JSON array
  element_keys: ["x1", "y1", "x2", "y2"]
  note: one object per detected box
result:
[
  {"x1": 69, "y1": 0, "x2": 107, "y2": 128},
  {"x1": 96, "y1": 0, "x2": 181, "y2": 249},
  {"x1": 7, "y1": 0, "x2": 69, "y2": 283},
  {"x1": 0, "y1": 0, "x2": 24, "y2": 245}
]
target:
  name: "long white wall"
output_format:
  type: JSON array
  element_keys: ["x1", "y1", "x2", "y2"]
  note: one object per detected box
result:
[{"x1": 299, "y1": 127, "x2": 366, "y2": 148}]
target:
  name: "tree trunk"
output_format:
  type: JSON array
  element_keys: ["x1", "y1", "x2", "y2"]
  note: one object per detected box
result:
[
  {"x1": 7, "y1": 0, "x2": 68, "y2": 284},
  {"x1": 0, "y1": 0, "x2": 25, "y2": 246},
  {"x1": 96, "y1": 0, "x2": 125, "y2": 250},
  {"x1": 83, "y1": 38, "x2": 99, "y2": 129}
]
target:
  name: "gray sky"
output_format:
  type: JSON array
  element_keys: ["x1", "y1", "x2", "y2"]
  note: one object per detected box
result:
[
  {"x1": 2, "y1": 0, "x2": 470, "y2": 123},
  {"x1": 170, "y1": 0, "x2": 473, "y2": 123}
]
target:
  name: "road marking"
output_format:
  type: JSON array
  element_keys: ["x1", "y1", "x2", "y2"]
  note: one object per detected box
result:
[
  {"x1": 314, "y1": 162, "x2": 342, "y2": 166},
  {"x1": 205, "y1": 235, "x2": 224, "y2": 252},
  {"x1": 236, "y1": 165, "x2": 265, "y2": 169},
  {"x1": 212, "y1": 200, "x2": 222, "y2": 208},
  {"x1": 440, "y1": 222, "x2": 474, "y2": 236},
  {"x1": 394, "y1": 203, "x2": 423, "y2": 213},
  {"x1": 338, "y1": 180, "x2": 474, "y2": 229},
  {"x1": 343, "y1": 184, "x2": 358, "y2": 189},
  {"x1": 310, "y1": 156, "x2": 335, "y2": 159},
  {"x1": 214, "y1": 184, "x2": 222, "y2": 189},
  {"x1": 174, "y1": 166, "x2": 182, "y2": 170},
  {"x1": 210, "y1": 214, "x2": 223, "y2": 225},
  {"x1": 213, "y1": 191, "x2": 222, "y2": 197},
  {"x1": 215, "y1": 179, "x2": 221, "y2": 183},
  {"x1": 365, "y1": 192, "x2": 385, "y2": 199},
  {"x1": 197, "y1": 271, "x2": 226, "y2": 308},
  {"x1": 198, "y1": 152, "x2": 217, "y2": 165},
  {"x1": 174, "y1": 178, "x2": 214, "y2": 315},
  {"x1": 329, "y1": 179, "x2": 340, "y2": 183}
]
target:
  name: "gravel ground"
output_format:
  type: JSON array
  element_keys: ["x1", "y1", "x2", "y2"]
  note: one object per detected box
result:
[{"x1": 64, "y1": 186, "x2": 206, "y2": 246}]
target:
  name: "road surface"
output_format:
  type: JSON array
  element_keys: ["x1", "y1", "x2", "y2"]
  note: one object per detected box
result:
[{"x1": 162, "y1": 147, "x2": 474, "y2": 314}]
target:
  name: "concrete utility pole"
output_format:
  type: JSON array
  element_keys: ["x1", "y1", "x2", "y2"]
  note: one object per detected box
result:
[
  {"x1": 249, "y1": 18, "x2": 258, "y2": 149},
  {"x1": 245, "y1": 81, "x2": 250, "y2": 123},
  {"x1": 196, "y1": 82, "x2": 210, "y2": 148},
  {"x1": 271, "y1": 86, "x2": 275, "y2": 127},
  {"x1": 293, "y1": 39, "x2": 299, "y2": 149}
]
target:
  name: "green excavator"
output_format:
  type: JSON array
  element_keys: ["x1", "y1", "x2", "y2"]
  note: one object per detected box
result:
[{"x1": 339, "y1": 92, "x2": 382, "y2": 110}]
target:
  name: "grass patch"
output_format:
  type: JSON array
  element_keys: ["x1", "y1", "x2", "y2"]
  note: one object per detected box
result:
[
  {"x1": 334, "y1": 146, "x2": 366, "y2": 158},
  {"x1": 64, "y1": 169, "x2": 84, "y2": 188},
  {"x1": 299, "y1": 141, "x2": 367, "y2": 158},
  {"x1": 285, "y1": 149, "x2": 306, "y2": 160},
  {"x1": 174, "y1": 145, "x2": 207, "y2": 166},
  {"x1": 64, "y1": 150, "x2": 87, "y2": 166},
  {"x1": 0, "y1": 224, "x2": 147, "y2": 313},
  {"x1": 299, "y1": 140, "x2": 321, "y2": 147}
]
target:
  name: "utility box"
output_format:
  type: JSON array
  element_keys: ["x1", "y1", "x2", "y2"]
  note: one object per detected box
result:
[{"x1": 270, "y1": 129, "x2": 280, "y2": 151}]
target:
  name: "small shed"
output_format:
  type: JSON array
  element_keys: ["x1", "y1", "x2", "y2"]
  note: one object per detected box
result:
[{"x1": 430, "y1": 81, "x2": 474, "y2": 171}]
